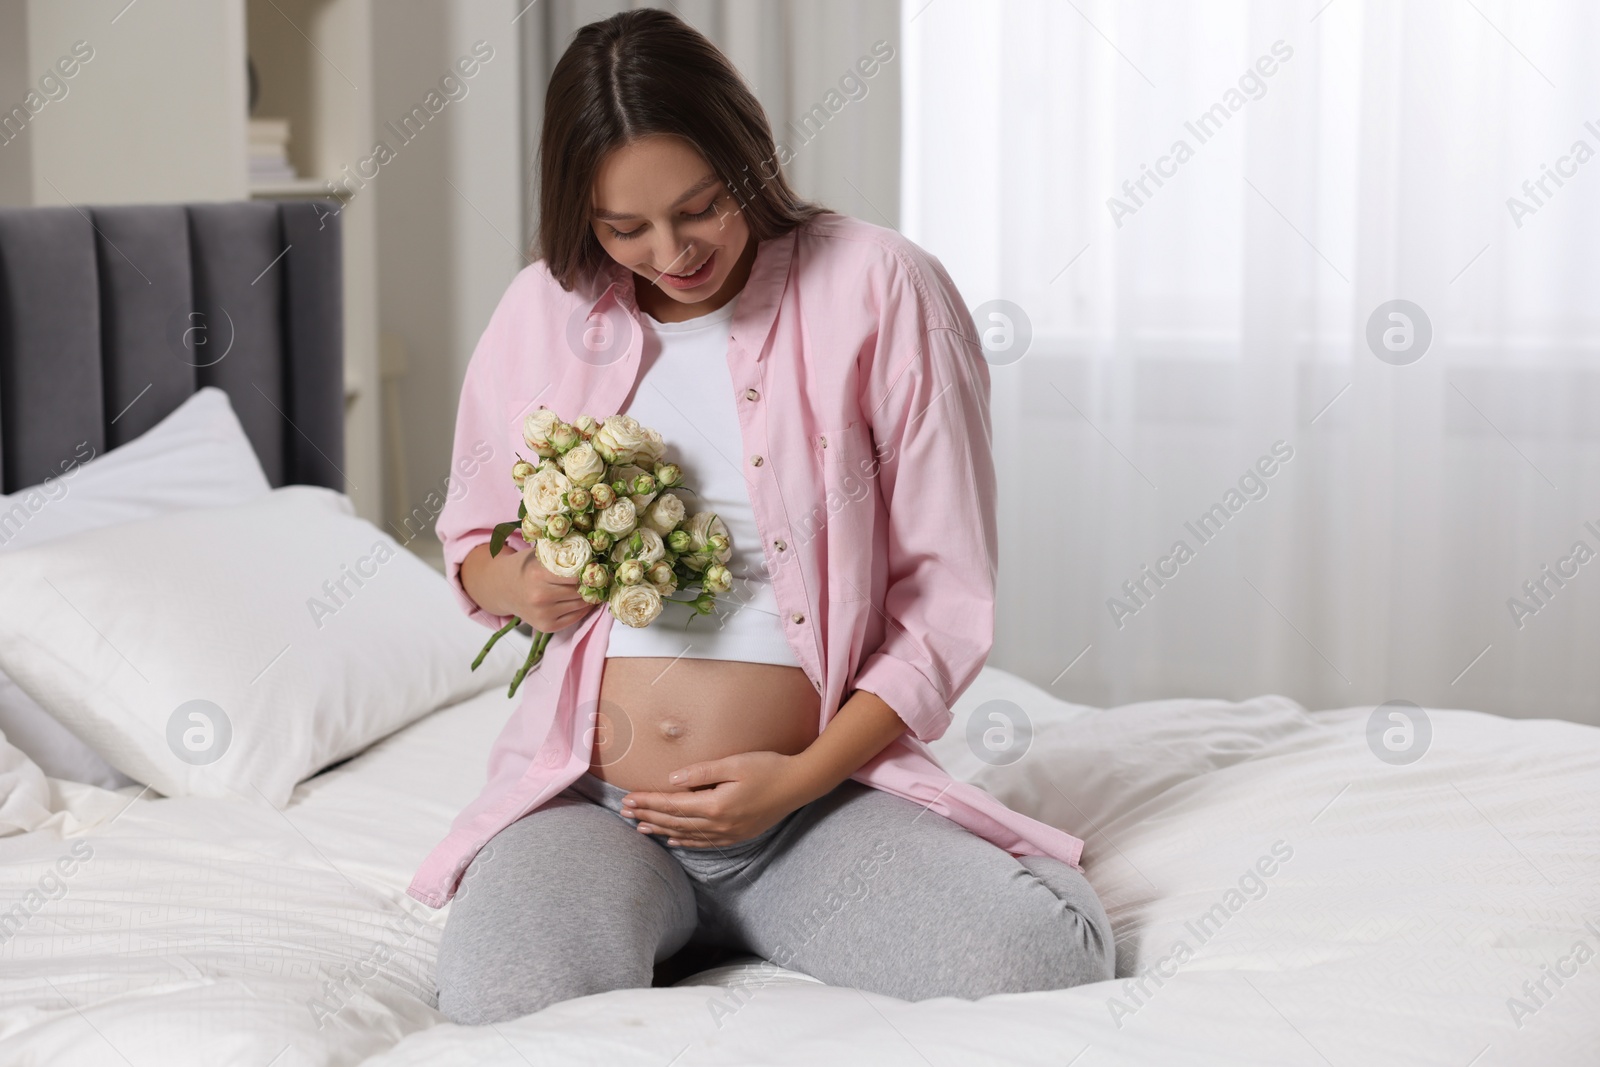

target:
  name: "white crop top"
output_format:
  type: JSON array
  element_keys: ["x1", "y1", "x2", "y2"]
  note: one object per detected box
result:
[{"x1": 603, "y1": 295, "x2": 801, "y2": 668}]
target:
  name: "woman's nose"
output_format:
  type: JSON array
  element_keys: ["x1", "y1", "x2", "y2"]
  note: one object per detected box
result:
[{"x1": 654, "y1": 235, "x2": 694, "y2": 275}]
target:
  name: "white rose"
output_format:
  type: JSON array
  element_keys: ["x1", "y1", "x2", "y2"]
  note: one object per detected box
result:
[
  {"x1": 609, "y1": 582, "x2": 664, "y2": 628},
  {"x1": 591, "y1": 414, "x2": 652, "y2": 465},
  {"x1": 595, "y1": 496, "x2": 637, "y2": 536},
  {"x1": 609, "y1": 527, "x2": 664, "y2": 566},
  {"x1": 642, "y1": 492, "x2": 686, "y2": 536},
  {"x1": 684, "y1": 511, "x2": 732, "y2": 563},
  {"x1": 636, "y1": 425, "x2": 667, "y2": 467},
  {"x1": 525, "y1": 466, "x2": 573, "y2": 517},
  {"x1": 642, "y1": 529, "x2": 667, "y2": 565},
  {"x1": 534, "y1": 532, "x2": 593, "y2": 578},
  {"x1": 559, "y1": 441, "x2": 607, "y2": 488},
  {"x1": 522, "y1": 409, "x2": 561, "y2": 457}
]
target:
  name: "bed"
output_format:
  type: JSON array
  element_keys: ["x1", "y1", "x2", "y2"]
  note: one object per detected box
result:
[
  {"x1": 1, "y1": 203, "x2": 1597, "y2": 1066},
  {"x1": 2, "y1": 675, "x2": 1597, "y2": 1065}
]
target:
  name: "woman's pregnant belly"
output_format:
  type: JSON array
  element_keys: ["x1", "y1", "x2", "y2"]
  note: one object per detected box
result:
[{"x1": 590, "y1": 657, "x2": 822, "y2": 791}]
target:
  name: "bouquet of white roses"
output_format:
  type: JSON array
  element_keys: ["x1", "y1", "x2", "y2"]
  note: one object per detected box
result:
[{"x1": 471, "y1": 409, "x2": 734, "y2": 697}]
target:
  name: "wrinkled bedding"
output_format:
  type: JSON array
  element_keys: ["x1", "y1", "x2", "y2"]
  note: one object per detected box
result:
[{"x1": 1, "y1": 667, "x2": 1596, "y2": 1066}]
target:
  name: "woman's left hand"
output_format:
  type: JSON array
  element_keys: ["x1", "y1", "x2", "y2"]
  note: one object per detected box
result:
[{"x1": 620, "y1": 750, "x2": 810, "y2": 848}]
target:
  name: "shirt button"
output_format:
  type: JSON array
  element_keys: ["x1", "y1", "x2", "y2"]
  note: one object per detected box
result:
[
  {"x1": 750, "y1": 454, "x2": 763, "y2": 467},
  {"x1": 790, "y1": 612, "x2": 805, "y2": 624},
  {"x1": 774, "y1": 539, "x2": 787, "y2": 551},
  {"x1": 745, "y1": 388, "x2": 760, "y2": 401}
]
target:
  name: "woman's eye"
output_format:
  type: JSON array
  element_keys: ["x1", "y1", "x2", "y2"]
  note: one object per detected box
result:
[
  {"x1": 686, "y1": 196, "x2": 720, "y2": 220},
  {"x1": 606, "y1": 196, "x2": 720, "y2": 241}
]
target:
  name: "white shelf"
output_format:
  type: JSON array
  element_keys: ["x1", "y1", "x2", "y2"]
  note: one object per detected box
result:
[{"x1": 249, "y1": 178, "x2": 338, "y2": 199}]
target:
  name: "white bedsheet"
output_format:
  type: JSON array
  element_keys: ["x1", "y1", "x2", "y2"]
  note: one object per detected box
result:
[{"x1": 1, "y1": 668, "x2": 1596, "y2": 1066}]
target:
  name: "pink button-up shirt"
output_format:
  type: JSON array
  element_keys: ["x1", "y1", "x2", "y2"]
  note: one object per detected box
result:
[{"x1": 406, "y1": 212, "x2": 1086, "y2": 909}]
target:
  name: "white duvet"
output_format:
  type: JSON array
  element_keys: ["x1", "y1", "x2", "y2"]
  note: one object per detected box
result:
[{"x1": 1, "y1": 667, "x2": 1596, "y2": 1066}]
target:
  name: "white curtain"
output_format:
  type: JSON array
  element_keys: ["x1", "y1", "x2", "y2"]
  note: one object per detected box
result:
[{"x1": 903, "y1": 0, "x2": 1600, "y2": 724}]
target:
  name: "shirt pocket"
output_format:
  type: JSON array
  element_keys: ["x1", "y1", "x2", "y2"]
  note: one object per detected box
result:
[{"x1": 813, "y1": 421, "x2": 879, "y2": 602}]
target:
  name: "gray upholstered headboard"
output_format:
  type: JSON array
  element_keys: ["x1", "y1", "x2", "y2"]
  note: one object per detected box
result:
[{"x1": 0, "y1": 200, "x2": 344, "y2": 494}]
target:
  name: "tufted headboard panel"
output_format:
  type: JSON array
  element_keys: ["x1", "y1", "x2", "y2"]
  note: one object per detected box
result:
[{"x1": 0, "y1": 199, "x2": 343, "y2": 493}]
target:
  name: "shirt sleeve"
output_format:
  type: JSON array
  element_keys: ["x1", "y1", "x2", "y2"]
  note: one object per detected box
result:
[
  {"x1": 435, "y1": 284, "x2": 529, "y2": 631},
  {"x1": 849, "y1": 253, "x2": 998, "y2": 744}
]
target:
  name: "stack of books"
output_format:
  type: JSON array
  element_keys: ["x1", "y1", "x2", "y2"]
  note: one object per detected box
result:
[{"x1": 249, "y1": 118, "x2": 298, "y2": 185}]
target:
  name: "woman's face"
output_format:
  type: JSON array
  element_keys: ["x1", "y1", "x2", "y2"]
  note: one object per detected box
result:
[{"x1": 590, "y1": 134, "x2": 753, "y2": 317}]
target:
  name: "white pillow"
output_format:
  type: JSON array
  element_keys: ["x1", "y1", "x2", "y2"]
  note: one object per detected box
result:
[
  {"x1": 0, "y1": 386, "x2": 271, "y2": 551},
  {"x1": 0, "y1": 387, "x2": 273, "y2": 789},
  {"x1": 0, "y1": 484, "x2": 529, "y2": 807}
]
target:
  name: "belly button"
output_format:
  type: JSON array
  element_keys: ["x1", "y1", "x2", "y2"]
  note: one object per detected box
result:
[{"x1": 658, "y1": 720, "x2": 687, "y2": 741}]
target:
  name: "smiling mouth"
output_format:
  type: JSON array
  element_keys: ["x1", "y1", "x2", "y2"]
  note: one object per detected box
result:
[
  {"x1": 660, "y1": 257, "x2": 706, "y2": 278},
  {"x1": 654, "y1": 251, "x2": 716, "y2": 289}
]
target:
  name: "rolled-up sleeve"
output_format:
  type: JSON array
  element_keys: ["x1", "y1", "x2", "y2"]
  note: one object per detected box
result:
[
  {"x1": 850, "y1": 254, "x2": 998, "y2": 743},
  {"x1": 435, "y1": 292, "x2": 528, "y2": 631}
]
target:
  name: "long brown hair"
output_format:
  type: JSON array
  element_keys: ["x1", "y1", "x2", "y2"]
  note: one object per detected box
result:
[{"x1": 535, "y1": 7, "x2": 830, "y2": 291}]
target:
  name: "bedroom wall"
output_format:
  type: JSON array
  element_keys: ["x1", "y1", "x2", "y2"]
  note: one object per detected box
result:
[
  {"x1": 0, "y1": 7, "x2": 32, "y2": 205},
  {"x1": 0, "y1": 0, "x2": 248, "y2": 207}
]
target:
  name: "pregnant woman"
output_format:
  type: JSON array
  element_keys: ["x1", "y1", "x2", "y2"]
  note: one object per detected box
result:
[{"x1": 412, "y1": 8, "x2": 1114, "y2": 1024}]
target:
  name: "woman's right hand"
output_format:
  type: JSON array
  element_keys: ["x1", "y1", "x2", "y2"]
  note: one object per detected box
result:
[{"x1": 460, "y1": 541, "x2": 594, "y2": 632}]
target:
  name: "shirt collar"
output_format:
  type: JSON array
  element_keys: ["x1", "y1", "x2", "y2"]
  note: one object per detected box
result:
[{"x1": 590, "y1": 225, "x2": 799, "y2": 363}]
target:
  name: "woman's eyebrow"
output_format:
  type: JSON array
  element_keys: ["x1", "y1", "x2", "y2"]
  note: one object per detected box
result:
[{"x1": 592, "y1": 174, "x2": 720, "y2": 221}]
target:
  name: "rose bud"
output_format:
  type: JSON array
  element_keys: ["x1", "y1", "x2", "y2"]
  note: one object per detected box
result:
[
  {"x1": 572, "y1": 511, "x2": 594, "y2": 531},
  {"x1": 590, "y1": 482, "x2": 616, "y2": 508},
  {"x1": 550, "y1": 422, "x2": 579, "y2": 451},
  {"x1": 582, "y1": 562, "x2": 610, "y2": 588},
  {"x1": 567, "y1": 486, "x2": 591, "y2": 510},
  {"x1": 666, "y1": 529, "x2": 692, "y2": 553},
  {"x1": 647, "y1": 560, "x2": 674, "y2": 585},
  {"x1": 511, "y1": 460, "x2": 536, "y2": 487},
  {"x1": 691, "y1": 591, "x2": 716, "y2": 616},
  {"x1": 546, "y1": 514, "x2": 571, "y2": 538},
  {"x1": 616, "y1": 559, "x2": 645, "y2": 585},
  {"x1": 579, "y1": 584, "x2": 606, "y2": 605},
  {"x1": 611, "y1": 478, "x2": 629, "y2": 497},
  {"x1": 521, "y1": 516, "x2": 541, "y2": 543},
  {"x1": 653, "y1": 462, "x2": 681, "y2": 487},
  {"x1": 575, "y1": 414, "x2": 600, "y2": 437},
  {"x1": 587, "y1": 529, "x2": 614, "y2": 553},
  {"x1": 707, "y1": 533, "x2": 730, "y2": 556},
  {"x1": 631, "y1": 472, "x2": 657, "y2": 496},
  {"x1": 703, "y1": 563, "x2": 732, "y2": 595}
]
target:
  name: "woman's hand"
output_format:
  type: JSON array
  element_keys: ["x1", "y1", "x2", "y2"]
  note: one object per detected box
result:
[
  {"x1": 620, "y1": 751, "x2": 809, "y2": 848},
  {"x1": 460, "y1": 541, "x2": 593, "y2": 632},
  {"x1": 617, "y1": 692, "x2": 909, "y2": 847}
]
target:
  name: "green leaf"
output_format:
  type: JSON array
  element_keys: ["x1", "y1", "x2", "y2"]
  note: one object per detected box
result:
[
  {"x1": 489, "y1": 520, "x2": 519, "y2": 557},
  {"x1": 517, "y1": 499, "x2": 527, "y2": 520}
]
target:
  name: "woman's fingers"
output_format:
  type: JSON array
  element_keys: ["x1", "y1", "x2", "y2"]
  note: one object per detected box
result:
[
  {"x1": 662, "y1": 833, "x2": 724, "y2": 848},
  {"x1": 623, "y1": 789, "x2": 717, "y2": 817},
  {"x1": 632, "y1": 811, "x2": 714, "y2": 834}
]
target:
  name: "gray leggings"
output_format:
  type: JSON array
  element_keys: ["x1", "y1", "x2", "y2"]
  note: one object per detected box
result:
[{"x1": 436, "y1": 771, "x2": 1114, "y2": 1025}]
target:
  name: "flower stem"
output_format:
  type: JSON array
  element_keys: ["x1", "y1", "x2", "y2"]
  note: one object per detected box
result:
[
  {"x1": 471, "y1": 617, "x2": 520, "y2": 670},
  {"x1": 507, "y1": 628, "x2": 550, "y2": 698}
]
